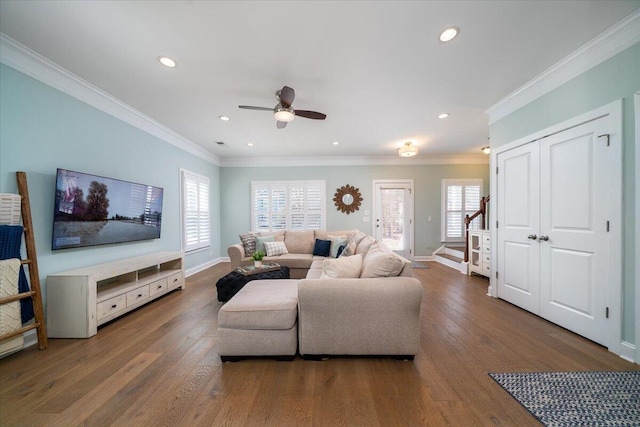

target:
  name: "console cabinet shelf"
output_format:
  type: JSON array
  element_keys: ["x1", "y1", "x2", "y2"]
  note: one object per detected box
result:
[{"x1": 47, "y1": 251, "x2": 184, "y2": 338}]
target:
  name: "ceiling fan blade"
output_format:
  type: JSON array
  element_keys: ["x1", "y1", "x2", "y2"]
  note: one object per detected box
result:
[
  {"x1": 276, "y1": 120, "x2": 287, "y2": 129},
  {"x1": 294, "y1": 110, "x2": 327, "y2": 120},
  {"x1": 279, "y1": 86, "x2": 295, "y2": 108},
  {"x1": 238, "y1": 105, "x2": 274, "y2": 111}
]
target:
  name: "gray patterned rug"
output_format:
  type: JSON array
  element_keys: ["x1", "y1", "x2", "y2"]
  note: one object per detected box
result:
[{"x1": 490, "y1": 371, "x2": 640, "y2": 426}]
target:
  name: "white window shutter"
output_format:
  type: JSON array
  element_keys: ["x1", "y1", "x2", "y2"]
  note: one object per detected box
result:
[
  {"x1": 251, "y1": 181, "x2": 326, "y2": 232},
  {"x1": 442, "y1": 179, "x2": 483, "y2": 242},
  {"x1": 182, "y1": 170, "x2": 210, "y2": 252}
]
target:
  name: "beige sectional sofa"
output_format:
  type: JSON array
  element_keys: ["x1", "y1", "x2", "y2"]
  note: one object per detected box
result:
[{"x1": 221, "y1": 229, "x2": 423, "y2": 359}]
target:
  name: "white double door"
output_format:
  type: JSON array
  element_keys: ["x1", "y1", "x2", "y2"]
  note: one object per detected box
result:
[{"x1": 496, "y1": 116, "x2": 610, "y2": 346}]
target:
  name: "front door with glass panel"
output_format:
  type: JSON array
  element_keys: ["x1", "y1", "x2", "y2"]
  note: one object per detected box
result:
[{"x1": 373, "y1": 180, "x2": 414, "y2": 259}]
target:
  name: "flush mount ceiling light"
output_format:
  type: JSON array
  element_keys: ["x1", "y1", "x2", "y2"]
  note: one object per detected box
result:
[
  {"x1": 273, "y1": 107, "x2": 295, "y2": 123},
  {"x1": 158, "y1": 56, "x2": 176, "y2": 67},
  {"x1": 438, "y1": 113, "x2": 449, "y2": 119},
  {"x1": 398, "y1": 142, "x2": 419, "y2": 157},
  {"x1": 219, "y1": 115, "x2": 230, "y2": 121},
  {"x1": 439, "y1": 26, "x2": 459, "y2": 42},
  {"x1": 481, "y1": 146, "x2": 491, "y2": 154}
]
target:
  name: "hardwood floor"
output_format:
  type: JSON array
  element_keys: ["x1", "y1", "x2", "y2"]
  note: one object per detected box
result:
[{"x1": 1, "y1": 262, "x2": 637, "y2": 426}]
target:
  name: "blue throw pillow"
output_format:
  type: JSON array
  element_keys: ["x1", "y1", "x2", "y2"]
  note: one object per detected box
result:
[
  {"x1": 336, "y1": 243, "x2": 347, "y2": 257},
  {"x1": 313, "y1": 239, "x2": 331, "y2": 257}
]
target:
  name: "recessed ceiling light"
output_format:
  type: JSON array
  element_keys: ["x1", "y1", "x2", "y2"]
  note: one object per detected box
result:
[
  {"x1": 247, "y1": 142, "x2": 254, "y2": 147},
  {"x1": 158, "y1": 56, "x2": 176, "y2": 67},
  {"x1": 439, "y1": 26, "x2": 459, "y2": 42},
  {"x1": 438, "y1": 113, "x2": 449, "y2": 119},
  {"x1": 219, "y1": 115, "x2": 230, "y2": 121},
  {"x1": 332, "y1": 141, "x2": 339, "y2": 145}
]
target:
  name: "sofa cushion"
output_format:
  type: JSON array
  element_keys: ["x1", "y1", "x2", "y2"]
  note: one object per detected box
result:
[
  {"x1": 321, "y1": 254, "x2": 363, "y2": 278},
  {"x1": 360, "y1": 244, "x2": 405, "y2": 278},
  {"x1": 313, "y1": 239, "x2": 331, "y2": 257},
  {"x1": 258, "y1": 230, "x2": 285, "y2": 241},
  {"x1": 255, "y1": 235, "x2": 274, "y2": 254},
  {"x1": 315, "y1": 230, "x2": 357, "y2": 242},
  {"x1": 339, "y1": 240, "x2": 358, "y2": 257},
  {"x1": 284, "y1": 230, "x2": 315, "y2": 254},
  {"x1": 264, "y1": 241, "x2": 289, "y2": 257},
  {"x1": 265, "y1": 253, "x2": 315, "y2": 269},
  {"x1": 239, "y1": 232, "x2": 257, "y2": 256},
  {"x1": 218, "y1": 280, "x2": 299, "y2": 330}
]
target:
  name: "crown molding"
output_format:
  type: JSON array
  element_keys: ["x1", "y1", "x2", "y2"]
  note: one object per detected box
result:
[
  {"x1": 485, "y1": 9, "x2": 640, "y2": 124},
  {"x1": 220, "y1": 154, "x2": 489, "y2": 167},
  {"x1": 0, "y1": 33, "x2": 220, "y2": 166}
]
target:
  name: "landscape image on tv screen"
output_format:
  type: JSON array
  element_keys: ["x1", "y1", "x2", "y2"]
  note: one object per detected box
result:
[{"x1": 52, "y1": 169, "x2": 163, "y2": 250}]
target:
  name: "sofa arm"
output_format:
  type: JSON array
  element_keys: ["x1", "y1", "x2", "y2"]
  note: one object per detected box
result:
[
  {"x1": 227, "y1": 244, "x2": 246, "y2": 268},
  {"x1": 297, "y1": 277, "x2": 423, "y2": 356}
]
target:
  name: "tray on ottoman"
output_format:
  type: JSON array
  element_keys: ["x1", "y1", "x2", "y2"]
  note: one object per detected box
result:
[{"x1": 216, "y1": 265, "x2": 290, "y2": 302}]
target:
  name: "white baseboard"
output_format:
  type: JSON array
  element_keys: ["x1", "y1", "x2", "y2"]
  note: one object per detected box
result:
[
  {"x1": 620, "y1": 341, "x2": 637, "y2": 364},
  {"x1": 185, "y1": 257, "x2": 228, "y2": 277}
]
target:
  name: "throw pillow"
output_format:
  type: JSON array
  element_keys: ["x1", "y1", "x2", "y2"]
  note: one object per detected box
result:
[
  {"x1": 328, "y1": 235, "x2": 348, "y2": 258},
  {"x1": 239, "y1": 232, "x2": 257, "y2": 257},
  {"x1": 255, "y1": 235, "x2": 275, "y2": 254},
  {"x1": 355, "y1": 236, "x2": 376, "y2": 256},
  {"x1": 313, "y1": 239, "x2": 331, "y2": 257},
  {"x1": 339, "y1": 240, "x2": 358, "y2": 257},
  {"x1": 336, "y1": 243, "x2": 347, "y2": 257},
  {"x1": 360, "y1": 244, "x2": 405, "y2": 278},
  {"x1": 321, "y1": 254, "x2": 363, "y2": 278},
  {"x1": 264, "y1": 241, "x2": 289, "y2": 257}
]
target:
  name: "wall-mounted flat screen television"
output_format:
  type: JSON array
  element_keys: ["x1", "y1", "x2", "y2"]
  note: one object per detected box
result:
[{"x1": 52, "y1": 168, "x2": 163, "y2": 250}]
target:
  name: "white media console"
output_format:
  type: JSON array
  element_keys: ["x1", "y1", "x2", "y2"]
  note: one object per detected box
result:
[{"x1": 46, "y1": 251, "x2": 184, "y2": 338}]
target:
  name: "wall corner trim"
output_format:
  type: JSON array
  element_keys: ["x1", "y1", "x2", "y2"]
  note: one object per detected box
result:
[
  {"x1": 485, "y1": 10, "x2": 640, "y2": 124},
  {"x1": 0, "y1": 33, "x2": 220, "y2": 166}
]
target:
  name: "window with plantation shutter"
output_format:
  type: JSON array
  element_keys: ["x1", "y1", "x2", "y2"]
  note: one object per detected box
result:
[
  {"x1": 251, "y1": 181, "x2": 326, "y2": 231},
  {"x1": 181, "y1": 170, "x2": 210, "y2": 252},
  {"x1": 441, "y1": 179, "x2": 482, "y2": 242}
]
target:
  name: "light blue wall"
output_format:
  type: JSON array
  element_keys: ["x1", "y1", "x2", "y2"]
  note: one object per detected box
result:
[
  {"x1": 220, "y1": 164, "x2": 490, "y2": 257},
  {"x1": 0, "y1": 64, "x2": 221, "y2": 305},
  {"x1": 489, "y1": 43, "x2": 640, "y2": 344}
]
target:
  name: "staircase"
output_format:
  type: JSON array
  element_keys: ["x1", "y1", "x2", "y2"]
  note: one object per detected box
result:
[{"x1": 433, "y1": 245, "x2": 468, "y2": 274}]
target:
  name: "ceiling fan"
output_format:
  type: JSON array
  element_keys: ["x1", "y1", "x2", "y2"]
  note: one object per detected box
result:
[{"x1": 239, "y1": 85, "x2": 326, "y2": 129}]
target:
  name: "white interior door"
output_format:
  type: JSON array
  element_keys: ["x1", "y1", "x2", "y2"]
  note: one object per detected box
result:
[
  {"x1": 538, "y1": 117, "x2": 609, "y2": 346},
  {"x1": 496, "y1": 143, "x2": 541, "y2": 314},
  {"x1": 373, "y1": 180, "x2": 413, "y2": 259}
]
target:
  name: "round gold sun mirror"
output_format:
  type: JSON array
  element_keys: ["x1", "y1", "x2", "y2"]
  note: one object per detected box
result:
[{"x1": 334, "y1": 184, "x2": 362, "y2": 214}]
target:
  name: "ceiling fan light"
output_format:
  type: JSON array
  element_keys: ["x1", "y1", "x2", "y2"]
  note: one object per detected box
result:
[
  {"x1": 274, "y1": 108, "x2": 295, "y2": 122},
  {"x1": 398, "y1": 142, "x2": 418, "y2": 157}
]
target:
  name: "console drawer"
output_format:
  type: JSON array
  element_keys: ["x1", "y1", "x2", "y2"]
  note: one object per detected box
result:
[
  {"x1": 149, "y1": 278, "x2": 168, "y2": 297},
  {"x1": 127, "y1": 285, "x2": 150, "y2": 307},
  {"x1": 167, "y1": 272, "x2": 183, "y2": 290},
  {"x1": 97, "y1": 294, "x2": 126, "y2": 321}
]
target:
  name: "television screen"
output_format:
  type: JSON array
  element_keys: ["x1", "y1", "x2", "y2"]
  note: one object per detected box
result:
[{"x1": 52, "y1": 169, "x2": 163, "y2": 250}]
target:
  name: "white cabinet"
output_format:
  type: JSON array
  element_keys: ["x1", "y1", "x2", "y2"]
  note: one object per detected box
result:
[
  {"x1": 46, "y1": 251, "x2": 184, "y2": 338},
  {"x1": 468, "y1": 230, "x2": 490, "y2": 277}
]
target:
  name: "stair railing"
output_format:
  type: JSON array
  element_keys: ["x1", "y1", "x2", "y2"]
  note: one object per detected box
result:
[{"x1": 464, "y1": 195, "x2": 490, "y2": 263}]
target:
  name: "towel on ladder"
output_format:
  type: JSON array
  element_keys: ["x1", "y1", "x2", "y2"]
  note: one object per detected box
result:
[{"x1": 0, "y1": 225, "x2": 34, "y2": 324}]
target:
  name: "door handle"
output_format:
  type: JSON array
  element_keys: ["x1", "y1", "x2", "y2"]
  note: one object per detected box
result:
[
  {"x1": 527, "y1": 234, "x2": 537, "y2": 240},
  {"x1": 539, "y1": 235, "x2": 549, "y2": 241}
]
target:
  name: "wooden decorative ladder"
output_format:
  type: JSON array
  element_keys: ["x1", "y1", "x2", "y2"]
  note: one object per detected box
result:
[{"x1": 0, "y1": 172, "x2": 48, "y2": 350}]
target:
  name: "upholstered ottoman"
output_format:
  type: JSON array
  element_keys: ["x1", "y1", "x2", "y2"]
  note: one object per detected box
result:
[{"x1": 217, "y1": 279, "x2": 299, "y2": 361}]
